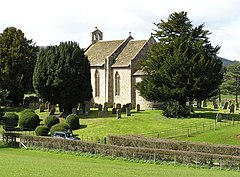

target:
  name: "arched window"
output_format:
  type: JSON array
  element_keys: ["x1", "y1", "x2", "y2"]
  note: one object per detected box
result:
[
  {"x1": 95, "y1": 70, "x2": 100, "y2": 97},
  {"x1": 115, "y1": 72, "x2": 120, "y2": 96}
]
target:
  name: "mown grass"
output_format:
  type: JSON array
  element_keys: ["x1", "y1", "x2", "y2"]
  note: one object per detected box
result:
[{"x1": 0, "y1": 147, "x2": 240, "y2": 177}]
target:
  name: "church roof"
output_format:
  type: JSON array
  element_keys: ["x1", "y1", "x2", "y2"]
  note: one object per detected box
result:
[
  {"x1": 112, "y1": 40, "x2": 148, "y2": 67},
  {"x1": 85, "y1": 40, "x2": 124, "y2": 66}
]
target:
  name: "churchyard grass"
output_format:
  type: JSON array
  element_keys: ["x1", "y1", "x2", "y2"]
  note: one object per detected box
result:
[{"x1": 0, "y1": 147, "x2": 240, "y2": 177}]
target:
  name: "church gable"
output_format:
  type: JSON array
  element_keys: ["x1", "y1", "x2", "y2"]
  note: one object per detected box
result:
[
  {"x1": 85, "y1": 40, "x2": 124, "y2": 66},
  {"x1": 111, "y1": 40, "x2": 148, "y2": 67}
]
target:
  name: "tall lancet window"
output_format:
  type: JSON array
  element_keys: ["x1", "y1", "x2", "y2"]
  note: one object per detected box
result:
[
  {"x1": 115, "y1": 72, "x2": 120, "y2": 96},
  {"x1": 95, "y1": 70, "x2": 100, "y2": 97}
]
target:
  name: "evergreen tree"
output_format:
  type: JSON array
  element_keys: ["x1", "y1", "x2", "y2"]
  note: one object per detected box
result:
[
  {"x1": 220, "y1": 62, "x2": 240, "y2": 106},
  {"x1": 137, "y1": 11, "x2": 223, "y2": 117},
  {"x1": 33, "y1": 41, "x2": 92, "y2": 114},
  {"x1": 0, "y1": 27, "x2": 39, "y2": 106}
]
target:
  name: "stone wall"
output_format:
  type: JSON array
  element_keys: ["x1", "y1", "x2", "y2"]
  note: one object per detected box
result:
[
  {"x1": 113, "y1": 68, "x2": 132, "y2": 105},
  {"x1": 91, "y1": 67, "x2": 106, "y2": 105}
]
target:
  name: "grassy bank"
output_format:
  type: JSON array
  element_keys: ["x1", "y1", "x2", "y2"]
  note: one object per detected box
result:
[{"x1": 0, "y1": 147, "x2": 239, "y2": 177}]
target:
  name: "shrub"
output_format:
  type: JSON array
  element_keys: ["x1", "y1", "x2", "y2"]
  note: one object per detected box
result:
[
  {"x1": 50, "y1": 123, "x2": 71, "y2": 135},
  {"x1": 19, "y1": 111, "x2": 40, "y2": 130},
  {"x1": 44, "y1": 115, "x2": 60, "y2": 128},
  {"x1": 3, "y1": 112, "x2": 19, "y2": 127},
  {"x1": 35, "y1": 125, "x2": 49, "y2": 136},
  {"x1": 21, "y1": 109, "x2": 35, "y2": 116},
  {"x1": 163, "y1": 102, "x2": 190, "y2": 118},
  {"x1": 66, "y1": 114, "x2": 80, "y2": 130}
]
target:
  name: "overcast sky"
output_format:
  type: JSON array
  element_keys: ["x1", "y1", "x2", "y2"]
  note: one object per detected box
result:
[{"x1": 1, "y1": 0, "x2": 240, "y2": 61}]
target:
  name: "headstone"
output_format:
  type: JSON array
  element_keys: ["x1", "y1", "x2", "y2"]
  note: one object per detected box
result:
[
  {"x1": 126, "y1": 107, "x2": 131, "y2": 116},
  {"x1": 117, "y1": 109, "x2": 121, "y2": 119},
  {"x1": 203, "y1": 100, "x2": 207, "y2": 107},
  {"x1": 59, "y1": 104, "x2": 63, "y2": 112},
  {"x1": 126, "y1": 103, "x2": 132, "y2": 110},
  {"x1": 72, "y1": 108, "x2": 77, "y2": 114},
  {"x1": 48, "y1": 103, "x2": 52, "y2": 112},
  {"x1": 137, "y1": 104, "x2": 140, "y2": 112},
  {"x1": 98, "y1": 104, "x2": 103, "y2": 117},
  {"x1": 122, "y1": 105, "x2": 126, "y2": 112},
  {"x1": 78, "y1": 108, "x2": 83, "y2": 115},
  {"x1": 49, "y1": 108, "x2": 56, "y2": 116},
  {"x1": 84, "y1": 101, "x2": 91, "y2": 115},
  {"x1": 213, "y1": 103, "x2": 218, "y2": 109},
  {"x1": 39, "y1": 103, "x2": 45, "y2": 112},
  {"x1": 112, "y1": 108, "x2": 116, "y2": 114},
  {"x1": 116, "y1": 103, "x2": 121, "y2": 110},
  {"x1": 103, "y1": 102, "x2": 108, "y2": 113},
  {"x1": 223, "y1": 102, "x2": 228, "y2": 109},
  {"x1": 216, "y1": 112, "x2": 222, "y2": 122},
  {"x1": 229, "y1": 104, "x2": 235, "y2": 113},
  {"x1": 23, "y1": 97, "x2": 30, "y2": 107}
]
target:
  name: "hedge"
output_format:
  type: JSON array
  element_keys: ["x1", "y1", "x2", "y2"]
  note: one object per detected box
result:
[
  {"x1": 20, "y1": 135, "x2": 240, "y2": 170},
  {"x1": 108, "y1": 135, "x2": 240, "y2": 156}
]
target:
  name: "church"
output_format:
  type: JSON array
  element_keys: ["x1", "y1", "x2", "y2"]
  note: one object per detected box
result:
[{"x1": 85, "y1": 27, "x2": 156, "y2": 109}]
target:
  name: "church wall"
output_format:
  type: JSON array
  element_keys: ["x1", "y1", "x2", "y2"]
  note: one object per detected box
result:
[
  {"x1": 91, "y1": 68, "x2": 106, "y2": 105},
  {"x1": 113, "y1": 68, "x2": 132, "y2": 106},
  {"x1": 135, "y1": 76, "x2": 154, "y2": 109}
]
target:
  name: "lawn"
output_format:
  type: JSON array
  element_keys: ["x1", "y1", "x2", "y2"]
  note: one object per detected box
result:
[{"x1": 0, "y1": 146, "x2": 239, "y2": 177}]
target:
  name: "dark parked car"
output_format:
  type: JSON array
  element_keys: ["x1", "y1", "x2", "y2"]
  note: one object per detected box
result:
[{"x1": 53, "y1": 131, "x2": 80, "y2": 140}]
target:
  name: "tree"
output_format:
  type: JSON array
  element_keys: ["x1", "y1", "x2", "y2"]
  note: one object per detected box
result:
[
  {"x1": 0, "y1": 27, "x2": 39, "y2": 106},
  {"x1": 136, "y1": 11, "x2": 223, "y2": 117},
  {"x1": 220, "y1": 61, "x2": 240, "y2": 106},
  {"x1": 33, "y1": 41, "x2": 92, "y2": 114}
]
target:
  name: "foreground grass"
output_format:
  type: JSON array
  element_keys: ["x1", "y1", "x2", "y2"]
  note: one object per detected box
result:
[{"x1": 0, "y1": 147, "x2": 239, "y2": 177}]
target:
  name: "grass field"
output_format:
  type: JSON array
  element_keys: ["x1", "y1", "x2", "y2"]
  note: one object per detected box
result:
[{"x1": 0, "y1": 146, "x2": 239, "y2": 177}]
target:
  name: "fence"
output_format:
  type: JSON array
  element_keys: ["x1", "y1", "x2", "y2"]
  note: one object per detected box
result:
[{"x1": 142, "y1": 119, "x2": 240, "y2": 139}]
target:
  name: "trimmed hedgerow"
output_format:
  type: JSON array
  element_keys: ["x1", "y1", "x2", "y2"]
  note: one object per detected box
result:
[
  {"x1": 3, "y1": 112, "x2": 19, "y2": 127},
  {"x1": 18, "y1": 111, "x2": 40, "y2": 130},
  {"x1": 108, "y1": 135, "x2": 240, "y2": 156},
  {"x1": 44, "y1": 115, "x2": 59, "y2": 129},
  {"x1": 66, "y1": 114, "x2": 80, "y2": 130},
  {"x1": 35, "y1": 125, "x2": 49, "y2": 136},
  {"x1": 50, "y1": 122, "x2": 71, "y2": 135}
]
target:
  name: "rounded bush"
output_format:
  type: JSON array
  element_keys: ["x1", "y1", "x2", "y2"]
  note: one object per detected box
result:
[
  {"x1": 50, "y1": 123, "x2": 70, "y2": 135},
  {"x1": 35, "y1": 125, "x2": 49, "y2": 136},
  {"x1": 3, "y1": 112, "x2": 19, "y2": 127},
  {"x1": 163, "y1": 102, "x2": 190, "y2": 118},
  {"x1": 66, "y1": 114, "x2": 80, "y2": 130},
  {"x1": 21, "y1": 109, "x2": 35, "y2": 116},
  {"x1": 19, "y1": 111, "x2": 40, "y2": 130},
  {"x1": 44, "y1": 115, "x2": 60, "y2": 128}
]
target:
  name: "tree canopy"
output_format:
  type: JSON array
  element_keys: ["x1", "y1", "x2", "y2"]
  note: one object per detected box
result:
[
  {"x1": 0, "y1": 27, "x2": 39, "y2": 106},
  {"x1": 220, "y1": 61, "x2": 240, "y2": 105},
  {"x1": 137, "y1": 11, "x2": 223, "y2": 116},
  {"x1": 33, "y1": 41, "x2": 92, "y2": 114}
]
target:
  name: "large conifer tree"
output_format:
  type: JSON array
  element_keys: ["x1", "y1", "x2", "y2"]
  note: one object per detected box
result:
[
  {"x1": 33, "y1": 41, "x2": 92, "y2": 114},
  {"x1": 137, "y1": 11, "x2": 223, "y2": 117},
  {"x1": 0, "y1": 27, "x2": 38, "y2": 106}
]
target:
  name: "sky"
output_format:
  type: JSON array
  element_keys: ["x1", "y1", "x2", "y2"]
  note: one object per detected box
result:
[{"x1": 1, "y1": 0, "x2": 240, "y2": 61}]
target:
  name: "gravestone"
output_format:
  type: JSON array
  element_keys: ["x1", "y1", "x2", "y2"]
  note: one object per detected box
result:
[
  {"x1": 84, "y1": 101, "x2": 91, "y2": 115},
  {"x1": 103, "y1": 102, "x2": 108, "y2": 113},
  {"x1": 48, "y1": 103, "x2": 52, "y2": 112},
  {"x1": 116, "y1": 109, "x2": 121, "y2": 119},
  {"x1": 216, "y1": 112, "x2": 222, "y2": 122},
  {"x1": 126, "y1": 103, "x2": 132, "y2": 110},
  {"x1": 39, "y1": 103, "x2": 45, "y2": 112},
  {"x1": 112, "y1": 108, "x2": 116, "y2": 114},
  {"x1": 203, "y1": 100, "x2": 207, "y2": 107},
  {"x1": 223, "y1": 102, "x2": 228, "y2": 109},
  {"x1": 126, "y1": 107, "x2": 131, "y2": 116},
  {"x1": 49, "y1": 107, "x2": 56, "y2": 116},
  {"x1": 116, "y1": 103, "x2": 121, "y2": 110},
  {"x1": 98, "y1": 104, "x2": 103, "y2": 117},
  {"x1": 78, "y1": 108, "x2": 83, "y2": 115},
  {"x1": 213, "y1": 102, "x2": 218, "y2": 109},
  {"x1": 72, "y1": 108, "x2": 77, "y2": 114},
  {"x1": 122, "y1": 105, "x2": 126, "y2": 112},
  {"x1": 229, "y1": 104, "x2": 235, "y2": 113},
  {"x1": 23, "y1": 97, "x2": 30, "y2": 107},
  {"x1": 137, "y1": 104, "x2": 140, "y2": 112},
  {"x1": 59, "y1": 104, "x2": 63, "y2": 112}
]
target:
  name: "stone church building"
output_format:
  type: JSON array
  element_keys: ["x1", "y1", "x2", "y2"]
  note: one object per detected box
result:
[{"x1": 85, "y1": 27, "x2": 156, "y2": 109}]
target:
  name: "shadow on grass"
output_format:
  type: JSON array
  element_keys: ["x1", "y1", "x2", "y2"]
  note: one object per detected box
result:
[
  {"x1": 190, "y1": 112, "x2": 217, "y2": 119},
  {"x1": 80, "y1": 125, "x2": 87, "y2": 129}
]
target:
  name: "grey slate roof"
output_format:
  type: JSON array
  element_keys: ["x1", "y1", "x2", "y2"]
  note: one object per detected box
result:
[
  {"x1": 111, "y1": 40, "x2": 147, "y2": 67},
  {"x1": 85, "y1": 40, "x2": 124, "y2": 66}
]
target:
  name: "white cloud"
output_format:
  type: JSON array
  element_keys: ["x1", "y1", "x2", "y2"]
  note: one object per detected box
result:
[{"x1": 0, "y1": 0, "x2": 239, "y2": 60}]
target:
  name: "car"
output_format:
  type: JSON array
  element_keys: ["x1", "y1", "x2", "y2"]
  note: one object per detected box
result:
[{"x1": 53, "y1": 131, "x2": 80, "y2": 140}]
